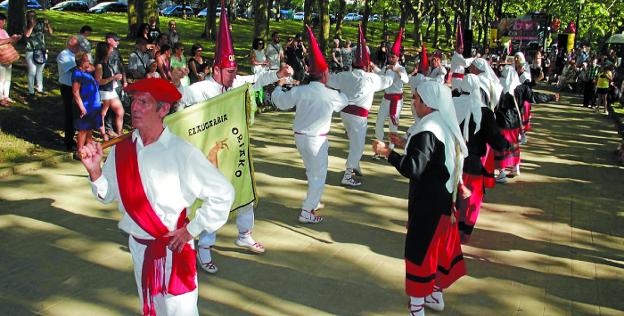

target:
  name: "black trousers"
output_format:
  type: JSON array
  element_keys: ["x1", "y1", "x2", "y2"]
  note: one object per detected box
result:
[
  {"x1": 59, "y1": 84, "x2": 75, "y2": 151},
  {"x1": 583, "y1": 81, "x2": 596, "y2": 107}
]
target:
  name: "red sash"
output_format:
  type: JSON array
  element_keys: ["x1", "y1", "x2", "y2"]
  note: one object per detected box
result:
[
  {"x1": 115, "y1": 138, "x2": 196, "y2": 316},
  {"x1": 384, "y1": 93, "x2": 403, "y2": 125},
  {"x1": 342, "y1": 104, "x2": 369, "y2": 117},
  {"x1": 452, "y1": 73, "x2": 465, "y2": 79}
]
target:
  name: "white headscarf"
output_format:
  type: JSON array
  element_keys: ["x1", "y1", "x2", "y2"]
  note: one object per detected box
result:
[
  {"x1": 410, "y1": 81, "x2": 468, "y2": 193},
  {"x1": 453, "y1": 74, "x2": 485, "y2": 142},
  {"x1": 471, "y1": 58, "x2": 503, "y2": 110},
  {"x1": 514, "y1": 52, "x2": 532, "y2": 83},
  {"x1": 408, "y1": 73, "x2": 428, "y2": 94},
  {"x1": 500, "y1": 65, "x2": 521, "y2": 94}
]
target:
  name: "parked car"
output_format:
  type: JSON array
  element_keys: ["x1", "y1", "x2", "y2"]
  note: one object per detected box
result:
[
  {"x1": 51, "y1": 1, "x2": 89, "y2": 12},
  {"x1": 293, "y1": 12, "x2": 304, "y2": 21},
  {"x1": 88, "y1": 2, "x2": 127, "y2": 13},
  {"x1": 196, "y1": 6, "x2": 220, "y2": 18},
  {"x1": 161, "y1": 5, "x2": 194, "y2": 17},
  {"x1": 368, "y1": 14, "x2": 380, "y2": 22},
  {"x1": 0, "y1": 0, "x2": 42, "y2": 10},
  {"x1": 343, "y1": 12, "x2": 361, "y2": 21}
]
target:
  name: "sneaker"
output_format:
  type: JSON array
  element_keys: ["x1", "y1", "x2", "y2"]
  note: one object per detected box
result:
[
  {"x1": 408, "y1": 302, "x2": 425, "y2": 316},
  {"x1": 298, "y1": 210, "x2": 323, "y2": 224},
  {"x1": 353, "y1": 168, "x2": 363, "y2": 176},
  {"x1": 372, "y1": 154, "x2": 385, "y2": 160},
  {"x1": 508, "y1": 165, "x2": 520, "y2": 178},
  {"x1": 314, "y1": 202, "x2": 325, "y2": 211},
  {"x1": 519, "y1": 133, "x2": 527, "y2": 145},
  {"x1": 196, "y1": 249, "x2": 218, "y2": 274},
  {"x1": 495, "y1": 171, "x2": 508, "y2": 184},
  {"x1": 341, "y1": 173, "x2": 362, "y2": 186},
  {"x1": 235, "y1": 238, "x2": 265, "y2": 254},
  {"x1": 424, "y1": 288, "x2": 444, "y2": 312}
]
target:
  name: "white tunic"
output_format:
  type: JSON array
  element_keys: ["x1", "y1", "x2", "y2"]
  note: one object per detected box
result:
[
  {"x1": 272, "y1": 81, "x2": 349, "y2": 135},
  {"x1": 326, "y1": 68, "x2": 393, "y2": 109},
  {"x1": 90, "y1": 128, "x2": 235, "y2": 239},
  {"x1": 450, "y1": 52, "x2": 467, "y2": 74},
  {"x1": 429, "y1": 66, "x2": 448, "y2": 84},
  {"x1": 177, "y1": 70, "x2": 279, "y2": 109},
  {"x1": 383, "y1": 64, "x2": 409, "y2": 94}
]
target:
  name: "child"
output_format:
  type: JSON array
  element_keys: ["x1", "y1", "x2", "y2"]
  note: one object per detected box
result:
[{"x1": 145, "y1": 59, "x2": 160, "y2": 78}]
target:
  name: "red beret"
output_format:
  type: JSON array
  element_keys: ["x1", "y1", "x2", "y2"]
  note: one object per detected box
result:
[{"x1": 124, "y1": 78, "x2": 182, "y2": 104}]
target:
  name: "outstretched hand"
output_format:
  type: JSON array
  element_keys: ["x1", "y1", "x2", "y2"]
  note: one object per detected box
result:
[
  {"x1": 166, "y1": 227, "x2": 193, "y2": 253},
  {"x1": 372, "y1": 139, "x2": 391, "y2": 158}
]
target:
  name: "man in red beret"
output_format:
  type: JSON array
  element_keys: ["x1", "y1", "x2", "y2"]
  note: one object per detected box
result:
[
  {"x1": 79, "y1": 78, "x2": 235, "y2": 316},
  {"x1": 176, "y1": 1, "x2": 293, "y2": 274}
]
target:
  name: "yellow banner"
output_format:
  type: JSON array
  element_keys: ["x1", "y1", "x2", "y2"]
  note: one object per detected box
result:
[{"x1": 164, "y1": 84, "x2": 257, "y2": 211}]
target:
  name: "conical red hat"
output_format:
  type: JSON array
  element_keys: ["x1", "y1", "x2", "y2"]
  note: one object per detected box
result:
[
  {"x1": 455, "y1": 18, "x2": 463, "y2": 49},
  {"x1": 306, "y1": 25, "x2": 328, "y2": 76},
  {"x1": 214, "y1": 0, "x2": 236, "y2": 68},
  {"x1": 353, "y1": 23, "x2": 370, "y2": 68},
  {"x1": 419, "y1": 44, "x2": 429, "y2": 73},
  {"x1": 390, "y1": 28, "x2": 403, "y2": 56}
]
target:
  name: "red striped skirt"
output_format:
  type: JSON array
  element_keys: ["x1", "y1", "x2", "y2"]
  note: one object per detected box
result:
[
  {"x1": 494, "y1": 128, "x2": 521, "y2": 169},
  {"x1": 457, "y1": 173, "x2": 484, "y2": 241},
  {"x1": 405, "y1": 214, "x2": 466, "y2": 297},
  {"x1": 522, "y1": 101, "x2": 532, "y2": 132}
]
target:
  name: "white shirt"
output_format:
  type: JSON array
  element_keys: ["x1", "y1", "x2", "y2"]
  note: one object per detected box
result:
[
  {"x1": 326, "y1": 68, "x2": 393, "y2": 110},
  {"x1": 265, "y1": 42, "x2": 283, "y2": 70},
  {"x1": 177, "y1": 70, "x2": 279, "y2": 109},
  {"x1": 383, "y1": 64, "x2": 409, "y2": 94},
  {"x1": 429, "y1": 66, "x2": 447, "y2": 84},
  {"x1": 450, "y1": 52, "x2": 467, "y2": 74},
  {"x1": 57, "y1": 48, "x2": 76, "y2": 86},
  {"x1": 90, "y1": 128, "x2": 235, "y2": 239},
  {"x1": 272, "y1": 81, "x2": 348, "y2": 135}
]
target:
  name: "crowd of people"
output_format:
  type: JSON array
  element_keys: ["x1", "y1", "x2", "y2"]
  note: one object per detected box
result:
[{"x1": 2, "y1": 7, "x2": 620, "y2": 316}]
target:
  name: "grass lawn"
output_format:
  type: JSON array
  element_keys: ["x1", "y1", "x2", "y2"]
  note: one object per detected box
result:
[{"x1": 0, "y1": 11, "x2": 451, "y2": 166}]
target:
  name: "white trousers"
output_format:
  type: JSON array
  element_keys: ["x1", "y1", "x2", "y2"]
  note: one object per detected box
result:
[
  {"x1": 374, "y1": 97, "x2": 403, "y2": 142},
  {"x1": 128, "y1": 235, "x2": 199, "y2": 316},
  {"x1": 198, "y1": 202, "x2": 254, "y2": 247},
  {"x1": 295, "y1": 134, "x2": 329, "y2": 211},
  {"x1": 341, "y1": 112, "x2": 368, "y2": 171},
  {"x1": 25, "y1": 51, "x2": 45, "y2": 94},
  {"x1": 0, "y1": 63, "x2": 12, "y2": 98}
]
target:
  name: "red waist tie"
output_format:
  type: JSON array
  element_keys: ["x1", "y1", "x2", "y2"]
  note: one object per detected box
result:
[
  {"x1": 384, "y1": 93, "x2": 403, "y2": 125},
  {"x1": 452, "y1": 73, "x2": 465, "y2": 79},
  {"x1": 342, "y1": 104, "x2": 369, "y2": 118}
]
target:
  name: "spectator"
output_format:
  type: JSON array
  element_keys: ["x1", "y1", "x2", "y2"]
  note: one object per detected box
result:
[
  {"x1": 285, "y1": 35, "x2": 306, "y2": 82},
  {"x1": 557, "y1": 60, "x2": 578, "y2": 91},
  {"x1": 341, "y1": 40, "x2": 353, "y2": 71},
  {"x1": 376, "y1": 41, "x2": 388, "y2": 67},
  {"x1": 265, "y1": 31, "x2": 284, "y2": 71},
  {"x1": 0, "y1": 13, "x2": 21, "y2": 107},
  {"x1": 596, "y1": 65, "x2": 613, "y2": 113},
  {"x1": 127, "y1": 37, "x2": 151, "y2": 80},
  {"x1": 583, "y1": 57, "x2": 599, "y2": 107},
  {"x1": 148, "y1": 16, "x2": 161, "y2": 44},
  {"x1": 136, "y1": 23, "x2": 150, "y2": 44},
  {"x1": 532, "y1": 47, "x2": 544, "y2": 82},
  {"x1": 250, "y1": 38, "x2": 268, "y2": 75},
  {"x1": 76, "y1": 25, "x2": 93, "y2": 62},
  {"x1": 94, "y1": 42, "x2": 124, "y2": 140},
  {"x1": 188, "y1": 44, "x2": 210, "y2": 84},
  {"x1": 145, "y1": 60, "x2": 160, "y2": 78},
  {"x1": 156, "y1": 44, "x2": 172, "y2": 81},
  {"x1": 171, "y1": 42, "x2": 189, "y2": 87},
  {"x1": 57, "y1": 36, "x2": 80, "y2": 151},
  {"x1": 24, "y1": 9, "x2": 53, "y2": 96},
  {"x1": 102, "y1": 33, "x2": 126, "y2": 138},
  {"x1": 167, "y1": 20, "x2": 180, "y2": 45},
  {"x1": 330, "y1": 38, "x2": 342, "y2": 72},
  {"x1": 71, "y1": 51, "x2": 102, "y2": 156}
]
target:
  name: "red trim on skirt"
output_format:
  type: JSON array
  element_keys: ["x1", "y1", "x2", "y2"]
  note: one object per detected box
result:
[
  {"x1": 457, "y1": 173, "x2": 484, "y2": 239},
  {"x1": 522, "y1": 101, "x2": 532, "y2": 132},
  {"x1": 481, "y1": 145, "x2": 496, "y2": 188},
  {"x1": 405, "y1": 214, "x2": 466, "y2": 297},
  {"x1": 494, "y1": 128, "x2": 521, "y2": 169}
]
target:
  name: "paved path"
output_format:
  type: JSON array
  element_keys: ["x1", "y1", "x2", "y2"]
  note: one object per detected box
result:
[{"x1": 1, "y1": 92, "x2": 623, "y2": 315}]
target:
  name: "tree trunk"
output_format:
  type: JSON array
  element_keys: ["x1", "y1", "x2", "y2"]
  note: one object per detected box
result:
[
  {"x1": 254, "y1": 0, "x2": 269, "y2": 41},
  {"x1": 433, "y1": 0, "x2": 439, "y2": 48},
  {"x1": 8, "y1": 0, "x2": 25, "y2": 37},
  {"x1": 303, "y1": 0, "x2": 314, "y2": 28},
  {"x1": 399, "y1": 0, "x2": 408, "y2": 29},
  {"x1": 411, "y1": 0, "x2": 424, "y2": 47},
  {"x1": 482, "y1": 0, "x2": 490, "y2": 49},
  {"x1": 182, "y1": 0, "x2": 188, "y2": 19},
  {"x1": 202, "y1": 0, "x2": 218, "y2": 40},
  {"x1": 319, "y1": 0, "x2": 330, "y2": 52},
  {"x1": 425, "y1": 11, "x2": 434, "y2": 42},
  {"x1": 275, "y1": 0, "x2": 281, "y2": 22},
  {"x1": 361, "y1": 0, "x2": 371, "y2": 37},
  {"x1": 443, "y1": 9, "x2": 452, "y2": 47},
  {"x1": 127, "y1": 0, "x2": 138, "y2": 39},
  {"x1": 334, "y1": 0, "x2": 346, "y2": 39}
]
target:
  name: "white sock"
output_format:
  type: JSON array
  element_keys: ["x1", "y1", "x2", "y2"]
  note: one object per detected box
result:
[
  {"x1": 410, "y1": 296, "x2": 424, "y2": 305},
  {"x1": 198, "y1": 247, "x2": 212, "y2": 263},
  {"x1": 238, "y1": 231, "x2": 255, "y2": 244}
]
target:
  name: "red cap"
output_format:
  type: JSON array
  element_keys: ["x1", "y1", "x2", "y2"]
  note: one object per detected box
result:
[
  {"x1": 390, "y1": 28, "x2": 403, "y2": 56},
  {"x1": 418, "y1": 44, "x2": 429, "y2": 74},
  {"x1": 353, "y1": 23, "x2": 370, "y2": 68},
  {"x1": 455, "y1": 18, "x2": 463, "y2": 49},
  {"x1": 214, "y1": 0, "x2": 236, "y2": 69},
  {"x1": 305, "y1": 25, "x2": 328, "y2": 76},
  {"x1": 124, "y1": 78, "x2": 182, "y2": 103}
]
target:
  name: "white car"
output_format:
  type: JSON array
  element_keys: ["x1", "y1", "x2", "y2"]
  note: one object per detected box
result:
[
  {"x1": 197, "y1": 7, "x2": 221, "y2": 18},
  {"x1": 293, "y1": 12, "x2": 304, "y2": 20},
  {"x1": 343, "y1": 12, "x2": 360, "y2": 21}
]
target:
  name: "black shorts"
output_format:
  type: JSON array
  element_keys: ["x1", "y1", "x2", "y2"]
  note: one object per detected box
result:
[{"x1": 597, "y1": 87, "x2": 609, "y2": 95}]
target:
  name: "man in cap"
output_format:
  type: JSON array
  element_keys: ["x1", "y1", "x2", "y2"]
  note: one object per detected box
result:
[
  {"x1": 272, "y1": 26, "x2": 349, "y2": 224},
  {"x1": 374, "y1": 28, "x2": 408, "y2": 157},
  {"x1": 79, "y1": 78, "x2": 234, "y2": 316},
  {"x1": 177, "y1": 2, "x2": 293, "y2": 274},
  {"x1": 373, "y1": 81, "x2": 467, "y2": 316},
  {"x1": 128, "y1": 37, "x2": 152, "y2": 81},
  {"x1": 326, "y1": 23, "x2": 393, "y2": 186}
]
